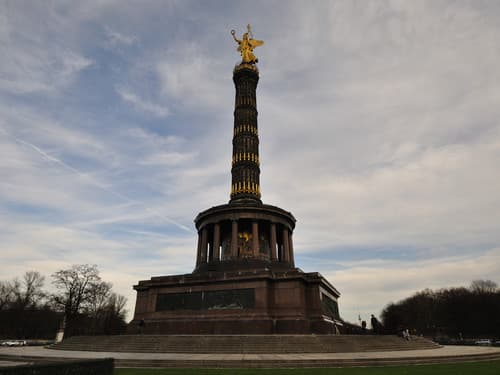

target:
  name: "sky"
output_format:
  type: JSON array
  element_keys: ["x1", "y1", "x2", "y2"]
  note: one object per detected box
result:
[{"x1": 1, "y1": 0, "x2": 500, "y2": 325}]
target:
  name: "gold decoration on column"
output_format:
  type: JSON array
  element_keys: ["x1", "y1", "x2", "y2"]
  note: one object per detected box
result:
[{"x1": 232, "y1": 152, "x2": 260, "y2": 166}]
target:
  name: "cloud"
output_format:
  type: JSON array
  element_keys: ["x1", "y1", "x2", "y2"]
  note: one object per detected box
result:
[
  {"x1": 0, "y1": 104, "x2": 194, "y2": 235},
  {"x1": 0, "y1": 6, "x2": 93, "y2": 95},
  {"x1": 156, "y1": 42, "x2": 231, "y2": 112},
  {"x1": 104, "y1": 27, "x2": 138, "y2": 46},
  {"x1": 0, "y1": 216, "x2": 196, "y2": 318},
  {"x1": 116, "y1": 87, "x2": 170, "y2": 117},
  {"x1": 0, "y1": 49, "x2": 94, "y2": 95},
  {"x1": 140, "y1": 152, "x2": 196, "y2": 167},
  {"x1": 329, "y1": 247, "x2": 500, "y2": 322}
]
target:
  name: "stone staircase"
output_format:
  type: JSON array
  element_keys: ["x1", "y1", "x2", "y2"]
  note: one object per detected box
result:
[
  {"x1": 4, "y1": 336, "x2": 500, "y2": 368},
  {"x1": 52, "y1": 334, "x2": 440, "y2": 354}
]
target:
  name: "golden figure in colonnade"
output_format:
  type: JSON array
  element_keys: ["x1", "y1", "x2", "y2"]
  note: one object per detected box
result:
[{"x1": 231, "y1": 24, "x2": 264, "y2": 64}]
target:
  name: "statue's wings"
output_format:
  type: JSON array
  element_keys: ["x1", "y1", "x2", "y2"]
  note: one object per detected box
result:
[{"x1": 248, "y1": 39, "x2": 264, "y2": 48}]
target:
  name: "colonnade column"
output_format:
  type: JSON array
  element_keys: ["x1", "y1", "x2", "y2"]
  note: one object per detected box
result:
[
  {"x1": 196, "y1": 231, "x2": 202, "y2": 267},
  {"x1": 197, "y1": 220, "x2": 293, "y2": 265},
  {"x1": 213, "y1": 223, "x2": 220, "y2": 261},
  {"x1": 282, "y1": 228, "x2": 290, "y2": 263},
  {"x1": 200, "y1": 227, "x2": 208, "y2": 264},
  {"x1": 252, "y1": 221, "x2": 259, "y2": 257},
  {"x1": 270, "y1": 222, "x2": 277, "y2": 261},
  {"x1": 231, "y1": 220, "x2": 238, "y2": 259}
]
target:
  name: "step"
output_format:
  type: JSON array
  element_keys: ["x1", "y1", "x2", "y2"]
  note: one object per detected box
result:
[{"x1": 51, "y1": 334, "x2": 440, "y2": 354}]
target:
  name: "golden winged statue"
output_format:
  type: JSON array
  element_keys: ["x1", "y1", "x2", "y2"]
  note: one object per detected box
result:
[{"x1": 231, "y1": 24, "x2": 264, "y2": 64}]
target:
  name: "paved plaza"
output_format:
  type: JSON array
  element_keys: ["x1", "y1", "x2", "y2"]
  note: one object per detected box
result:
[{"x1": 1, "y1": 345, "x2": 500, "y2": 368}]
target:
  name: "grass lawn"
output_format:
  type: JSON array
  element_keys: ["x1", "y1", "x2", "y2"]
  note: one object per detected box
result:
[{"x1": 115, "y1": 360, "x2": 500, "y2": 375}]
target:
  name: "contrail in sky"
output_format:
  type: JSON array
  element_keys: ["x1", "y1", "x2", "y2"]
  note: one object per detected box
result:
[{"x1": 1, "y1": 127, "x2": 193, "y2": 233}]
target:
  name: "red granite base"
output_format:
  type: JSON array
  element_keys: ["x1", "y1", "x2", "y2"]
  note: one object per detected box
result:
[{"x1": 129, "y1": 267, "x2": 341, "y2": 335}]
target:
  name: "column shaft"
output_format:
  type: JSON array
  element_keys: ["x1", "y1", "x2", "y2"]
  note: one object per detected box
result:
[
  {"x1": 288, "y1": 231, "x2": 295, "y2": 267},
  {"x1": 282, "y1": 228, "x2": 290, "y2": 263},
  {"x1": 196, "y1": 231, "x2": 202, "y2": 267},
  {"x1": 231, "y1": 220, "x2": 238, "y2": 259},
  {"x1": 201, "y1": 228, "x2": 208, "y2": 264},
  {"x1": 252, "y1": 221, "x2": 259, "y2": 257},
  {"x1": 213, "y1": 223, "x2": 221, "y2": 261},
  {"x1": 270, "y1": 223, "x2": 277, "y2": 261}
]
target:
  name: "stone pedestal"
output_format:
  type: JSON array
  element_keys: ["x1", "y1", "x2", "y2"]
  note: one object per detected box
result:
[{"x1": 130, "y1": 266, "x2": 341, "y2": 334}]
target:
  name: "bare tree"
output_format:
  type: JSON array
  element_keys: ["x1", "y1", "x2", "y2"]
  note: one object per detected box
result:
[
  {"x1": 85, "y1": 281, "x2": 112, "y2": 319},
  {"x1": 470, "y1": 279, "x2": 498, "y2": 293},
  {"x1": 24, "y1": 271, "x2": 46, "y2": 306},
  {"x1": 12, "y1": 271, "x2": 46, "y2": 309},
  {"x1": 0, "y1": 281, "x2": 15, "y2": 310},
  {"x1": 0, "y1": 267, "x2": 128, "y2": 338},
  {"x1": 51, "y1": 264, "x2": 101, "y2": 318},
  {"x1": 107, "y1": 293, "x2": 127, "y2": 319}
]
